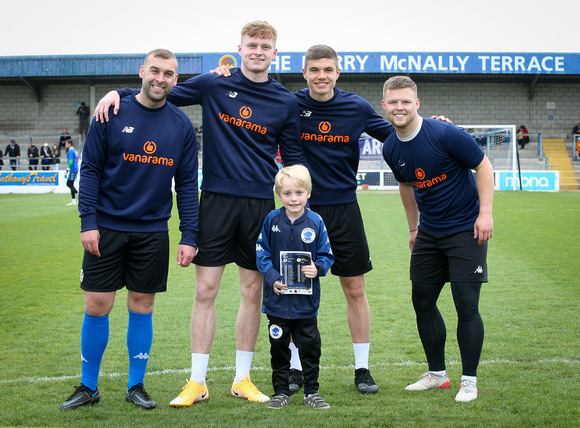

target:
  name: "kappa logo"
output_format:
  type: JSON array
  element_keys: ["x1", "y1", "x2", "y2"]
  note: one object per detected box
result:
[
  {"x1": 271, "y1": 224, "x2": 281, "y2": 233},
  {"x1": 132, "y1": 353, "x2": 149, "y2": 360},
  {"x1": 256, "y1": 243, "x2": 264, "y2": 252},
  {"x1": 81, "y1": 354, "x2": 89, "y2": 363},
  {"x1": 122, "y1": 126, "x2": 135, "y2": 133},
  {"x1": 474, "y1": 266, "x2": 484, "y2": 274}
]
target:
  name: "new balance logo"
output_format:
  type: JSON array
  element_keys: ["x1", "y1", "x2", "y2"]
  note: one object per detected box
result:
[
  {"x1": 122, "y1": 126, "x2": 135, "y2": 133},
  {"x1": 474, "y1": 266, "x2": 484, "y2": 274},
  {"x1": 132, "y1": 353, "x2": 149, "y2": 360}
]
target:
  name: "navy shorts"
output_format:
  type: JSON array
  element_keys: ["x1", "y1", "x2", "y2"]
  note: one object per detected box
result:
[
  {"x1": 80, "y1": 228, "x2": 169, "y2": 293},
  {"x1": 194, "y1": 191, "x2": 275, "y2": 270},
  {"x1": 410, "y1": 228, "x2": 488, "y2": 284},
  {"x1": 310, "y1": 202, "x2": 372, "y2": 277}
]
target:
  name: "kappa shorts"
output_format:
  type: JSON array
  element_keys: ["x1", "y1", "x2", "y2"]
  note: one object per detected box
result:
[
  {"x1": 410, "y1": 228, "x2": 488, "y2": 284},
  {"x1": 80, "y1": 228, "x2": 169, "y2": 293},
  {"x1": 193, "y1": 191, "x2": 275, "y2": 270},
  {"x1": 310, "y1": 202, "x2": 372, "y2": 277}
]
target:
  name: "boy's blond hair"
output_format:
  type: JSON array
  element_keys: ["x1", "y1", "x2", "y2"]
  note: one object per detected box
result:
[
  {"x1": 275, "y1": 165, "x2": 312, "y2": 196},
  {"x1": 241, "y1": 21, "x2": 277, "y2": 44}
]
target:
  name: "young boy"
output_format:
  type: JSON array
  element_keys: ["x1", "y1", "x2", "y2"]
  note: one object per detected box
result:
[{"x1": 256, "y1": 165, "x2": 334, "y2": 409}]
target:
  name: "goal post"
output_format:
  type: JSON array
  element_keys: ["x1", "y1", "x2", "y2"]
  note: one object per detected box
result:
[{"x1": 459, "y1": 125, "x2": 518, "y2": 190}]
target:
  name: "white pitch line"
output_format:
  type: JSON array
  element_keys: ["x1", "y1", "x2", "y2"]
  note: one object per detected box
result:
[{"x1": 0, "y1": 358, "x2": 577, "y2": 385}]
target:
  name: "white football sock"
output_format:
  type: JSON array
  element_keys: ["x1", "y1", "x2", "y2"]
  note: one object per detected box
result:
[
  {"x1": 234, "y1": 350, "x2": 253, "y2": 384},
  {"x1": 189, "y1": 353, "x2": 209, "y2": 385},
  {"x1": 353, "y1": 343, "x2": 370, "y2": 369}
]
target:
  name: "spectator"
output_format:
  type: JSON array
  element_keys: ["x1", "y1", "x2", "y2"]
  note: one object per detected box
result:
[
  {"x1": 28, "y1": 142, "x2": 39, "y2": 170},
  {"x1": 517, "y1": 125, "x2": 529, "y2": 149},
  {"x1": 40, "y1": 143, "x2": 52, "y2": 170},
  {"x1": 59, "y1": 128, "x2": 71, "y2": 151},
  {"x1": 572, "y1": 123, "x2": 580, "y2": 137},
  {"x1": 77, "y1": 102, "x2": 90, "y2": 139},
  {"x1": 4, "y1": 139, "x2": 21, "y2": 171},
  {"x1": 52, "y1": 144, "x2": 61, "y2": 170}
]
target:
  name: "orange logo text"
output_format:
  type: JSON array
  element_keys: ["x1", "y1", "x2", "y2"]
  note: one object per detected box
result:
[
  {"x1": 218, "y1": 112, "x2": 267, "y2": 135},
  {"x1": 123, "y1": 141, "x2": 174, "y2": 166}
]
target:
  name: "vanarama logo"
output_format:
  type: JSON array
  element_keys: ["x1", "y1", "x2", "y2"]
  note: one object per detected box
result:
[
  {"x1": 239, "y1": 106, "x2": 252, "y2": 119},
  {"x1": 218, "y1": 106, "x2": 267, "y2": 135},
  {"x1": 411, "y1": 167, "x2": 447, "y2": 188},
  {"x1": 319, "y1": 121, "x2": 331, "y2": 133},
  {"x1": 302, "y1": 121, "x2": 350, "y2": 143},
  {"x1": 123, "y1": 141, "x2": 174, "y2": 166}
]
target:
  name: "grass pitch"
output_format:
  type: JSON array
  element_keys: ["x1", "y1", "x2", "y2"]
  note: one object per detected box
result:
[{"x1": 0, "y1": 191, "x2": 578, "y2": 427}]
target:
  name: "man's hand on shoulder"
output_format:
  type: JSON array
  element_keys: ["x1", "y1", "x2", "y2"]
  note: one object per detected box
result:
[
  {"x1": 210, "y1": 66, "x2": 232, "y2": 77},
  {"x1": 94, "y1": 91, "x2": 121, "y2": 123}
]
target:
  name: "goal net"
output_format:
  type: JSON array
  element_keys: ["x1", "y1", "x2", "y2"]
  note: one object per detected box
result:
[{"x1": 460, "y1": 125, "x2": 518, "y2": 189}]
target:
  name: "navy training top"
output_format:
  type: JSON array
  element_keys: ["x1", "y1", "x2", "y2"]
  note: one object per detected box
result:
[
  {"x1": 382, "y1": 118, "x2": 485, "y2": 235},
  {"x1": 79, "y1": 95, "x2": 199, "y2": 247}
]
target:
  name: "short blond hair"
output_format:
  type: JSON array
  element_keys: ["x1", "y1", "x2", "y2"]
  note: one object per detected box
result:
[
  {"x1": 383, "y1": 75, "x2": 418, "y2": 99},
  {"x1": 241, "y1": 20, "x2": 277, "y2": 44},
  {"x1": 275, "y1": 164, "x2": 312, "y2": 196}
]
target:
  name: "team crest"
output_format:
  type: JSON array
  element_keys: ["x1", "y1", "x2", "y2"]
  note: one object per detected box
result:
[
  {"x1": 269, "y1": 324, "x2": 283, "y2": 340},
  {"x1": 301, "y1": 228, "x2": 315, "y2": 243}
]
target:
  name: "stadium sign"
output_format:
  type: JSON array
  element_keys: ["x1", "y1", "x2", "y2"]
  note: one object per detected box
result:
[
  {"x1": 0, "y1": 171, "x2": 59, "y2": 186},
  {"x1": 495, "y1": 171, "x2": 559, "y2": 192},
  {"x1": 0, "y1": 171, "x2": 72, "y2": 194},
  {"x1": 203, "y1": 52, "x2": 580, "y2": 75}
]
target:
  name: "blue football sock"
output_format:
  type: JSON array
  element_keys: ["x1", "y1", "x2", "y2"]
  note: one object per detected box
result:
[
  {"x1": 81, "y1": 313, "x2": 109, "y2": 391},
  {"x1": 127, "y1": 310, "x2": 153, "y2": 390}
]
